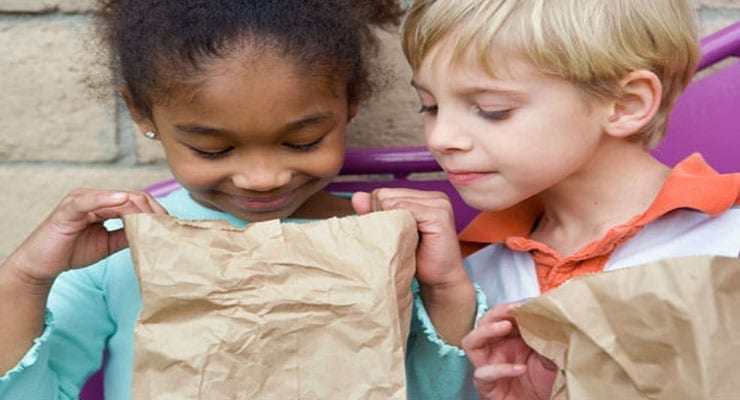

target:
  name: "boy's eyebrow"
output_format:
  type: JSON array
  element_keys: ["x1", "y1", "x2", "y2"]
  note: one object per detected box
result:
[
  {"x1": 411, "y1": 79, "x2": 527, "y2": 100},
  {"x1": 173, "y1": 112, "x2": 337, "y2": 136}
]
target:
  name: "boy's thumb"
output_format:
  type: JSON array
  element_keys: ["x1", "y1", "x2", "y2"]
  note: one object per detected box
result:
[{"x1": 351, "y1": 192, "x2": 372, "y2": 215}]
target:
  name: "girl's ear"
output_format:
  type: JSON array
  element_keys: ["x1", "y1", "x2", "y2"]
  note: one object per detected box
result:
[
  {"x1": 603, "y1": 70, "x2": 662, "y2": 138},
  {"x1": 119, "y1": 85, "x2": 157, "y2": 137},
  {"x1": 347, "y1": 101, "x2": 359, "y2": 123}
]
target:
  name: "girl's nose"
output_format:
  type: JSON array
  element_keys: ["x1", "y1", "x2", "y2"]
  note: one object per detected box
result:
[{"x1": 231, "y1": 159, "x2": 292, "y2": 191}]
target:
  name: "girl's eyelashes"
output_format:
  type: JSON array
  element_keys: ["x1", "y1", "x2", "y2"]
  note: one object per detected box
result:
[
  {"x1": 283, "y1": 136, "x2": 324, "y2": 152},
  {"x1": 189, "y1": 146, "x2": 233, "y2": 160},
  {"x1": 187, "y1": 136, "x2": 324, "y2": 159}
]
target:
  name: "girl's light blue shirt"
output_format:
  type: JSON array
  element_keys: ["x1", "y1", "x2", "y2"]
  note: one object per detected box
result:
[{"x1": 0, "y1": 188, "x2": 485, "y2": 400}]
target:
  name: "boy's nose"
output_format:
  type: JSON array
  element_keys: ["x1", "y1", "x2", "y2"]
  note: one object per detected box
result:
[{"x1": 425, "y1": 109, "x2": 473, "y2": 153}]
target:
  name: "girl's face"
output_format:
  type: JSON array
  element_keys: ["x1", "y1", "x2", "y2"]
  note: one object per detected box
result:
[{"x1": 138, "y1": 51, "x2": 355, "y2": 222}]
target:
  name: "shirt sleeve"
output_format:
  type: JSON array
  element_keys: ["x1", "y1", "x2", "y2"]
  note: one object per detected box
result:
[
  {"x1": 404, "y1": 277, "x2": 488, "y2": 400},
  {"x1": 0, "y1": 257, "x2": 116, "y2": 399}
]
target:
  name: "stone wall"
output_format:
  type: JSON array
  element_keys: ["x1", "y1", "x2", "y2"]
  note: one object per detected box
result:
[{"x1": 0, "y1": 1, "x2": 738, "y2": 259}]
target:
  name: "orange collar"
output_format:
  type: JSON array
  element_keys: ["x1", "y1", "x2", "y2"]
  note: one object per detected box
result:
[{"x1": 459, "y1": 154, "x2": 740, "y2": 254}]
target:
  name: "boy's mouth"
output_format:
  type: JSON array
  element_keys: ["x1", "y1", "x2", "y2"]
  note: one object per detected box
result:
[{"x1": 446, "y1": 171, "x2": 491, "y2": 185}]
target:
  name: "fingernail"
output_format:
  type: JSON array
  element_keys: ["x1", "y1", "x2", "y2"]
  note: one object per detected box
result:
[{"x1": 110, "y1": 192, "x2": 127, "y2": 201}]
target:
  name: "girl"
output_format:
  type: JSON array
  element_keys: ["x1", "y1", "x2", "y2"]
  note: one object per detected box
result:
[{"x1": 0, "y1": 1, "x2": 481, "y2": 399}]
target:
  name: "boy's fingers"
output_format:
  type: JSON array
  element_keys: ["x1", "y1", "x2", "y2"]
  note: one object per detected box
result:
[
  {"x1": 462, "y1": 321, "x2": 512, "y2": 351},
  {"x1": 350, "y1": 192, "x2": 372, "y2": 215},
  {"x1": 478, "y1": 302, "x2": 521, "y2": 325},
  {"x1": 462, "y1": 321, "x2": 512, "y2": 366},
  {"x1": 474, "y1": 363, "x2": 527, "y2": 382}
]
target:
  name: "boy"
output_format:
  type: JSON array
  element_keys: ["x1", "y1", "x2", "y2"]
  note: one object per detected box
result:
[{"x1": 393, "y1": 0, "x2": 739, "y2": 398}]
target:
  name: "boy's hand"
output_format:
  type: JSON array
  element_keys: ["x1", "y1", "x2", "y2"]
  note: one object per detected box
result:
[
  {"x1": 6, "y1": 188, "x2": 168, "y2": 285},
  {"x1": 352, "y1": 188, "x2": 476, "y2": 345},
  {"x1": 352, "y1": 188, "x2": 464, "y2": 286},
  {"x1": 462, "y1": 303, "x2": 557, "y2": 400}
]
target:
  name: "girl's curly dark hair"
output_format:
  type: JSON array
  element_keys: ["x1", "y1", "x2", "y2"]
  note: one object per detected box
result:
[{"x1": 94, "y1": 0, "x2": 404, "y2": 118}]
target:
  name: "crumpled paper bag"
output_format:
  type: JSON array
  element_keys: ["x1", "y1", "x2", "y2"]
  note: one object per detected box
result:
[
  {"x1": 512, "y1": 255, "x2": 740, "y2": 400},
  {"x1": 123, "y1": 210, "x2": 418, "y2": 400}
]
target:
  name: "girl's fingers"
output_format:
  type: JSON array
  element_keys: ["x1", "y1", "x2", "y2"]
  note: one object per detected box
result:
[
  {"x1": 55, "y1": 190, "x2": 129, "y2": 222},
  {"x1": 49, "y1": 189, "x2": 167, "y2": 236},
  {"x1": 116, "y1": 191, "x2": 165, "y2": 216},
  {"x1": 105, "y1": 228, "x2": 131, "y2": 256}
]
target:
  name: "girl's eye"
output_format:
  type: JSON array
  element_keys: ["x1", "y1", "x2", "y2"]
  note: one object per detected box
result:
[
  {"x1": 473, "y1": 106, "x2": 512, "y2": 120},
  {"x1": 284, "y1": 137, "x2": 324, "y2": 152},
  {"x1": 190, "y1": 146, "x2": 233, "y2": 159},
  {"x1": 418, "y1": 104, "x2": 438, "y2": 115}
]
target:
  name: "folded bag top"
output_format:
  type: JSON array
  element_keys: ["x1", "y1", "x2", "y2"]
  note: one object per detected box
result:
[{"x1": 124, "y1": 210, "x2": 417, "y2": 400}]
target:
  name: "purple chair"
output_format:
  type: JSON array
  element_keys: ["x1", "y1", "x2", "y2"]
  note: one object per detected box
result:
[
  {"x1": 652, "y1": 21, "x2": 740, "y2": 173},
  {"x1": 79, "y1": 22, "x2": 740, "y2": 400}
]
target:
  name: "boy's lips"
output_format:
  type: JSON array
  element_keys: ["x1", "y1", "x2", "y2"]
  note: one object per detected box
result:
[{"x1": 446, "y1": 171, "x2": 491, "y2": 185}]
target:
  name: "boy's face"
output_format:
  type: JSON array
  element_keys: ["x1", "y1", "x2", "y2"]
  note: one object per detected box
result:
[
  {"x1": 411, "y1": 41, "x2": 611, "y2": 211},
  {"x1": 137, "y1": 50, "x2": 353, "y2": 222}
]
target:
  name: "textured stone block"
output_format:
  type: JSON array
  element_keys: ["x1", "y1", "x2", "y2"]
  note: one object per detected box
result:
[
  {"x1": 0, "y1": 0, "x2": 95, "y2": 13},
  {"x1": 0, "y1": 166, "x2": 173, "y2": 260},
  {"x1": 0, "y1": 19, "x2": 117, "y2": 161}
]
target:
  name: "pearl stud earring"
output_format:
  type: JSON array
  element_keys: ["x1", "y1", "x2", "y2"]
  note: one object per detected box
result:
[{"x1": 144, "y1": 131, "x2": 156, "y2": 139}]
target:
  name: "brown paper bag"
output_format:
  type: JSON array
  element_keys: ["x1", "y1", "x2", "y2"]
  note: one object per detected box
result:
[
  {"x1": 511, "y1": 255, "x2": 740, "y2": 400},
  {"x1": 123, "y1": 210, "x2": 418, "y2": 400}
]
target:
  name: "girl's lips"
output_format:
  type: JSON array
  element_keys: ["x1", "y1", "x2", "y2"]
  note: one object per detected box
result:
[
  {"x1": 227, "y1": 191, "x2": 294, "y2": 212},
  {"x1": 446, "y1": 171, "x2": 490, "y2": 185}
]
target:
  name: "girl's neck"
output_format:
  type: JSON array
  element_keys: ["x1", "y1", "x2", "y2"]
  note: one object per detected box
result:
[
  {"x1": 530, "y1": 142, "x2": 671, "y2": 256},
  {"x1": 289, "y1": 190, "x2": 355, "y2": 220}
]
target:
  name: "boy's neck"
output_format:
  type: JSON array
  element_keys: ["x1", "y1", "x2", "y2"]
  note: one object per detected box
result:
[{"x1": 530, "y1": 139, "x2": 671, "y2": 256}]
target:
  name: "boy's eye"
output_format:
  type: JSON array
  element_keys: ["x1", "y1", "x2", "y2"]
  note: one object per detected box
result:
[
  {"x1": 190, "y1": 146, "x2": 233, "y2": 159},
  {"x1": 472, "y1": 105, "x2": 511, "y2": 120},
  {"x1": 418, "y1": 104, "x2": 438, "y2": 115},
  {"x1": 283, "y1": 137, "x2": 324, "y2": 152}
]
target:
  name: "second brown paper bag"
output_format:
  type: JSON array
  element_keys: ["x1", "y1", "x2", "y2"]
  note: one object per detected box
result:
[
  {"x1": 123, "y1": 210, "x2": 418, "y2": 400},
  {"x1": 512, "y1": 255, "x2": 740, "y2": 400}
]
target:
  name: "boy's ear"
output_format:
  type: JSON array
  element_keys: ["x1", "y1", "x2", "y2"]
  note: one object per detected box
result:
[
  {"x1": 603, "y1": 70, "x2": 662, "y2": 138},
  {"x1": 119, "y1": 85, "x2": 157, "y2": 137}
]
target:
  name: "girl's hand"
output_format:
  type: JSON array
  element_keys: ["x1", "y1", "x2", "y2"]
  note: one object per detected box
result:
[
  {"x1": 462, "y1": 303, "x2": 557, "y2": 400},
  {"x1": 6, "y1": 188, "x2": 168, "y2": 284},
  {"x1": 352, "y1": 188, "x2": 476, "y2": 345}
]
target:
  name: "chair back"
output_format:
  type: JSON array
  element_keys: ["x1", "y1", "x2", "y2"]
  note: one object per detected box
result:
[{"x1": 652, "y1": 22, "x2": 740, "y2": 173}]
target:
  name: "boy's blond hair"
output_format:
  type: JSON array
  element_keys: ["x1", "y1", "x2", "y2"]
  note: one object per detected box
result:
[{"x1": 402, "y1": 0, "x2": 700, "y2": 147}]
